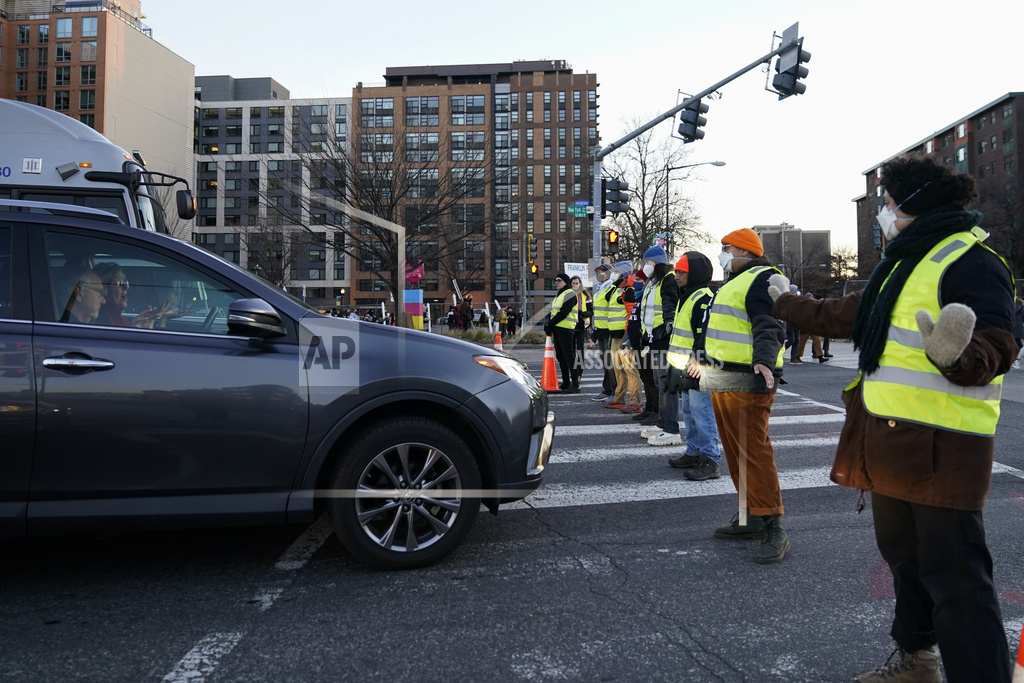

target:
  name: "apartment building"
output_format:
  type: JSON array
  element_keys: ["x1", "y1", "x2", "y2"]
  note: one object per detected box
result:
[
  {"x1": 855, "y1": 92, "x2": 1024, "y2": 281},
  {"x1": 753, "y1": 223, "x2": 832, "y2": 294},
  {"x1": 193, "y1": 75, "x2": 352, "y2": 308},
  {"x1": 352, "y1": 60, "x2": 600, "y2": 310},
  {"x1": 0, "y1": 0, "x2": 194, "y2": 191}
]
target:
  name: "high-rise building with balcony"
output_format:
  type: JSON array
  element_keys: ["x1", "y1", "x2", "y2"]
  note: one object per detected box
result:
[
  {"x1": 855, "y1": 92, "x2": 1024, "y2": 283},
  {"x1": 352, "y1": 60, "x2": 600, "y2": 311},
  {"x1": 0, "y1": 0, "x2": 195, "y2": 192}
]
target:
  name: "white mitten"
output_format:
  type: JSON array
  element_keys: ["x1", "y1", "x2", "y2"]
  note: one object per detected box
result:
[
  {"x1": 916, "y1": 303, "x2": 976, "y2": 369},
  {"x1": 767, "y1": 273, "x2": 792, "y2": 302}
]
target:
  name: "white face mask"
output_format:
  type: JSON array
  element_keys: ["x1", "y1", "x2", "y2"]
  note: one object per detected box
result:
[
  {"x1": 719, "y1": 248, "x2": 750, "y2": 275},
  {"x1": 876, "y1": 205, "x2": 911, "y2": 240},
  {"x1": 609, "y1": 271, "x2": 621, "y2": 283},
  {"x1": 642, "y1": 263, "x2": 655, "y2": 277}
]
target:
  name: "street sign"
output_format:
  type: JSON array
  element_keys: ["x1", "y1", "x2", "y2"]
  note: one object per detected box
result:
[{"x1": 568, "y1": 206, "x2": 588, "y2": 217}]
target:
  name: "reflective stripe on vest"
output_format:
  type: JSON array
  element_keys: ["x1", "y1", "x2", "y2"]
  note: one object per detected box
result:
[
  {"x1": 862, "y1": 227, "x2": 1008, "y2": 436},
  {"x1": 668, "y1": 287, "x2": 712, "y2": 369},
  {"x1": 640, "y1": 279, "x2": 665, "y2": 335},
  {"x1": 593, "y1": 286, "x2": 626, "y2": 332},
  {"x1": 552, "y1": 288, "x2": 578, "y2": 329},
  {"x1": 705, "y1": 265, "x2": 784, "y2": 368}
]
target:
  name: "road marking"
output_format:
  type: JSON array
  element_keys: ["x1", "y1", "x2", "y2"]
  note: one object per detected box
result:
[
  {"x1": 162, "y1": 632, "x2": 244, "y2": 683},
  {"x1": 507, "y1": 466, "x2": 836, "y2": 509},
  {"x1": 251, "y1": 587, "x2": 284, "y2": 612},
  {"x1": 275, "y1": 513, "x2": 334, "y2": 571},
  {"x1": 555, "y1": 413, "x2": 845, "y2": 437},
  {"x1": 552, "y1": 436, "x2": 841, "y2": 464}
]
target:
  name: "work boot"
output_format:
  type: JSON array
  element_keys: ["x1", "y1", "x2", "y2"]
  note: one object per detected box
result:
[
  {"x1": 683, "y1": 456, "x2": 721, "y2": 481},
  {"x1": 755, "y1": 515, "x2": 791, "y2": 564},
  {"x1": 668, "y1": 454, "x2": 701, "y2": 469},
  {"x1": 714, "y1": 510, "x2": 766, "y2": 539},
  {"x1": 856, "y1": 644, "x2": 941, "y2": 682}
]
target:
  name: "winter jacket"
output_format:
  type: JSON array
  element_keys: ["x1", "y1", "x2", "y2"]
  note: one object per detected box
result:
[
  {"x1": 699, "y1": 255, "x2": 785, "y2": 393},
  {"x1": 773, "y1": 243, "x2": 1017, "y2": 510}
]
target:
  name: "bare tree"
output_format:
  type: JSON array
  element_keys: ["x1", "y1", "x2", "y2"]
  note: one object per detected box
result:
[
  {"x1": 979, "y1": 179, "x2": 1024, "y2": 279},
  {"x1": 602, "y1": 119, "x2": 713, "y2": 261}
]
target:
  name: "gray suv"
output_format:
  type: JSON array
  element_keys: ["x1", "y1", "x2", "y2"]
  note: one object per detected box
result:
[{"x1": 0, "y1": 206, "x2": 554, "y2": 569}]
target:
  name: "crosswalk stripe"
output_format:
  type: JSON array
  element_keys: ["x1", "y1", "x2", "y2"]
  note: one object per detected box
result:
[
  {"x1": 555, "y1": 413, "x2": 845, "y2": 437},
  {"x1": 553, "y1": 436, "x2": 841, "y2": 463}
]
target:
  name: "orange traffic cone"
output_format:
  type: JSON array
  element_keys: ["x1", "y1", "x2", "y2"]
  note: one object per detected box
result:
[
  {"x1": 493, "y1": 333, "x2": 503, "y2": 351},
  {"x1": 1013, "y1": 623, "x2": 1024, "y2": 683},
  {"x1": 541, "y1": 335, "x2": 560, "y2": 392}
]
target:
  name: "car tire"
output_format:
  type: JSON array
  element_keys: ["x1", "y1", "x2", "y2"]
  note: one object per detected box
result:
[{"x1": 326, "y1": 417, "x2": 481, "y2": 570}]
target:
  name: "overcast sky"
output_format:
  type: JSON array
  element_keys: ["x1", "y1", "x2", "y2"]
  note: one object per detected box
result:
[{"x1": 143, "y1": 0, "x2": 1023, "y2": 259}]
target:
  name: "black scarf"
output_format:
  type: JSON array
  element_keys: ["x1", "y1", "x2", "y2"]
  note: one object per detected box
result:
[{"x1": 851, "y1": 205, "x2": 982, "y2": 374}]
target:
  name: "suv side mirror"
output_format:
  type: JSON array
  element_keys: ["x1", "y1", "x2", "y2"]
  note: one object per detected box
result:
[{"x1": 227, "y1": 298, "x2": 287, "y2": 338}]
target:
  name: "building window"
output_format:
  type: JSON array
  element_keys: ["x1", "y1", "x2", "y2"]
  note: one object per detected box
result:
[
  {"x1": 311, "y1": 104, "x2": 328, "y2": 116},
  {"x1": 224, "y1": 125, "x2": 241, "y2": 137},
  {"x1": 250, "y1": 124, "x2": 261, "y2": 136},
  {"x1": 202, "y1": 108, "x2": 219, "y2": 119},
  {"x1": 56, "y1": 18, "x2": 72, "y2": 39},
  {"x1": 16, "y1": 48, "x2": 28, "y2": 68},
  {"x1": 38, "y1": 24, "x2": 49, "y2": 44},
  {"x1": 82, "y1": 17, "x2": 98, "y2": 38},
  {"x1": 268, "y1": 106, "x2": 285, "y2": 117},
  {"x1": 54, "y1": 91, "x2": 70, "y2": 111},
  {"x1": 250, "y1": 142, "x2": 261, "y2": 154},
  {"x1": 225, "y1": 143, "x2": 241, "y2": 154},
  {"x1": 406, "y1": 96, "x2": 440, "y2": 126},
  {"x1": 78, "y1": 114, "x2": 95, "y2": 129},
  {"x1": 450, "y1": 95, "x2": 486, "y2": 125},
  {"x1": 36, "y1": 47, "x2": 48, "y2": 68},
  {"x1": 267, "y1": 142, "x2": 283, "y2": 153},
  {"x1": 225, "y1": 107, "x2": 242, "y2": 119},
  {"x1": 36, "y1": 71, "x2": 47, "y2": 91},
  {"x1": 81, "y1": 41, "x2": 97, "y2": 61},
  {"x1": 80, "y1": 65, "x2": 96, "y2": 85},
  {"x1": 55, "y1": 43, "x2": 71, "y2": 62},
  {"x1": 360, "y1": 98, "x2": 394, "y2": 127}
]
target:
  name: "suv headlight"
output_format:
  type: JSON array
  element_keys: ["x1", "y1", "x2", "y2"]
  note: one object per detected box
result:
[{"x1": 475, "y1": 354, "x2": 538, "y2": 388}]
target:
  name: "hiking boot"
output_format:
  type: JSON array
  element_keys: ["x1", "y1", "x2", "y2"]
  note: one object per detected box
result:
[
  {"x1": 640, "y1": 426, "x2": 663, "y2": 439},
  {"x1": 714, "y1": 511, "x2": 766, "y2": 539},
  {"x1": 668, "y1": 454, "x2": 701, "y2": 469},
  {"x1": 648, "y1": 432, "x2": 683, "y2": 446},
  {"x1": 856, "y1": 645, "x2": 941, "y2": 682},
  {"x1": 683, "y1": 456, "x2": 721, "y2": 481},
  {"x1": 755, "y1": 515, "x2": 791, "y2": 564},
  {"x1": 818, "y1": 356, "x2": 830, "y2": 364}
]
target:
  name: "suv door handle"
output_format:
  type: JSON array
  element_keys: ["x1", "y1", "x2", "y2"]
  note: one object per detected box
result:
[{"x1": 43, "y1": 356, "x2": 115, "y2": 371}]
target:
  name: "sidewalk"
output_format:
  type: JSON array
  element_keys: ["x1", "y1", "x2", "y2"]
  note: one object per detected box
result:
[{"x1": 787, "y1": 339, "x2": 858, "y2": 370}]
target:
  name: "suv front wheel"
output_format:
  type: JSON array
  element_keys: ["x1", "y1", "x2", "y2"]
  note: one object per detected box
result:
[{"x1": 327, "y1": 417, "x2": 481, "y2": 569}]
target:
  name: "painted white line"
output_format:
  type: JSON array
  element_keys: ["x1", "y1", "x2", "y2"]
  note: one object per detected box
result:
[
  {"x1": 993, "y1": 462, "x2": 1024, "y2": 479},
  {"x1": 162, "y1": 632, "x2": 244, "y2": 683},
  {"x1": 776, "y1": 388, "x2": 848, "y2": 413},
  {"x1": 552, "y1": 436, "x2": 840, "y2": 464},
  {"x1": 507, "y1": 466, "x2": 835, "y2": 509},
  {"x1": 274, "y1": 513, "x2": 334, "y2": 571},
  {"x1": 251, "y1": 587, "x2": 285, "y2": 612},
  {"x1": 555, "y1": 413, "x2": 845, "y2": 437}
]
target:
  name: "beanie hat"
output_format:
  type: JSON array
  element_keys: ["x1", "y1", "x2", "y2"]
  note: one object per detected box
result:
[
  {"x1": 595, "y1": 263, "x2": 611, "y2": 272},
  {"x1": 612, "y1": 260, "x2": 634, "y2": 278},
  {"x1": 721, "y1": 228, "x2": 764, "y2": 257},
  {"x1": 633, "y1": 268, "x2": 649, "y2": 283},
  {"x1": 674, "y1": 255, "x2": 689, "y2": 272},
  {"x1": 642, "y1": 245, "x2": 668, "y2": 264},
  {"x1": 555, "y1": 272, "x2": 571, "y2": 286}
]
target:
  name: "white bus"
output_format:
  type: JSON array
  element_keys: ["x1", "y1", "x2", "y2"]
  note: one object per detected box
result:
[{"x1": 0, "y1": 100, "x2": 194, "y2": 233}]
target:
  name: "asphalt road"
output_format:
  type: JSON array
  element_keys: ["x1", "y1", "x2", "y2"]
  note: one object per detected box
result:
[{"x1": 2, "y1": 341, "x2": 1023, "y2": 682}]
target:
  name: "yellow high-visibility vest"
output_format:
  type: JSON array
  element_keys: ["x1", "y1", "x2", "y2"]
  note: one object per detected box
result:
[
  {"x1": 667, "y1": 287, "x2": 712, "y2": 369},
  {"x1": 552, "y1": 288, "x2": 578, "y2": 329},
  {"x1": 705, "y1": 265, "x2": 784, "y2": 368},
  {"x1": 640, "y1": 278, "x2": 666, "y2": 336},
  {"x1": 593, "y1": 286, "x2": 626, "y2": 332},
  {"x1": 862, "y1": 227, "x2": 1009, "y2": 436}
]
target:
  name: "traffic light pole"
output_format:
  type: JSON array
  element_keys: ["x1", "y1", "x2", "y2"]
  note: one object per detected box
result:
[{"x1": 590, "y1": 28, "x2": 803, "y2": 264}]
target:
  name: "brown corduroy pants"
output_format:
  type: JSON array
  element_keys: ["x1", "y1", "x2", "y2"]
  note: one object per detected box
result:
[{"x1": 711, "y1": 391, "x2": 784, "y2": 517}]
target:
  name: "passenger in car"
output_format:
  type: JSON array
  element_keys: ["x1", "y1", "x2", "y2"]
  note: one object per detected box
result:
[
  {"x1": 60, "y1": 268, "x2": 106, "y2": 324},
  {"x1": 93, "y1": 261, "x2": 190, "y2": 329}
]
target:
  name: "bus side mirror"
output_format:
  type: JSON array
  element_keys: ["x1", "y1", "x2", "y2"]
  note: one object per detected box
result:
[{"x1": 177, "y1": 190, "x2": 196, "y2": 220}]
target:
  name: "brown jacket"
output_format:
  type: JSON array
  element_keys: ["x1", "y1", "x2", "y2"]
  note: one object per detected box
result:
[{"x1": 773, "y1": 291, "x2": 1018, "y2": 511}]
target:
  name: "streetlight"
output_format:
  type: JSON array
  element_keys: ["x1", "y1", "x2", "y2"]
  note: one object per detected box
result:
[{"x1": 664, "y1": 160, "x2": 725, "y2": 254}]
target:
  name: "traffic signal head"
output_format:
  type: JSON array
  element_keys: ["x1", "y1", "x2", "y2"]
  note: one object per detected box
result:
[
  {"x1": 530, "y1": 263, "x2": 538, "y2": 275},
  {"x1": 678, "y1": 99, "x2": 709, "y2": 143},
  {"x1": 772, "y1": 28, "x2": 810, "y2": 100},
  {"x1": 527, "y1": 233, "x2": 538, "y2": 263},
  {"x1": 601, "y1": 179, "x2": 631, "y2": 217},
  {"x1": 607, "y1": 229, "x2": 620, "y2": 255}
]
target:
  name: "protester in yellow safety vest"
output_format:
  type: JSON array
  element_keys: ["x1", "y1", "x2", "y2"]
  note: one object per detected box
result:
[
  {"x1": 635, "y1": 245, "x2": 679, "y2": 433},
  {"x1": 697, "y1": 227, "x2": 787, "y2": 564},
  {"x1": 543, "y1": 272, "x2": 579, "y2": 393},
  {"x1": 663, "y1": 252, "x2": 722, "y2": 480},
  {"x1": 588, "y1": 263, "x2": 619, "y2": 402},
  {"x1": 570, "y1": 275, "x2": 593, "y2": 392},
  {"x1": 772, "y1": 157, "x2": 1018, "y2": 683}
]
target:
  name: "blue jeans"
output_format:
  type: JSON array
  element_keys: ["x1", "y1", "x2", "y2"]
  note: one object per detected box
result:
[
  {"x1": 657, "y1": 387, "x2": 679, "y2": 434},
  {"x1": 681, "y1": 389, "x2": 721, "y2": 462}
]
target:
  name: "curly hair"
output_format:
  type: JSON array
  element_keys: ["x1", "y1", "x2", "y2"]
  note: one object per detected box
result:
[{"x1": 880, "y1": 156, "x2": 977, "y2": 215}]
